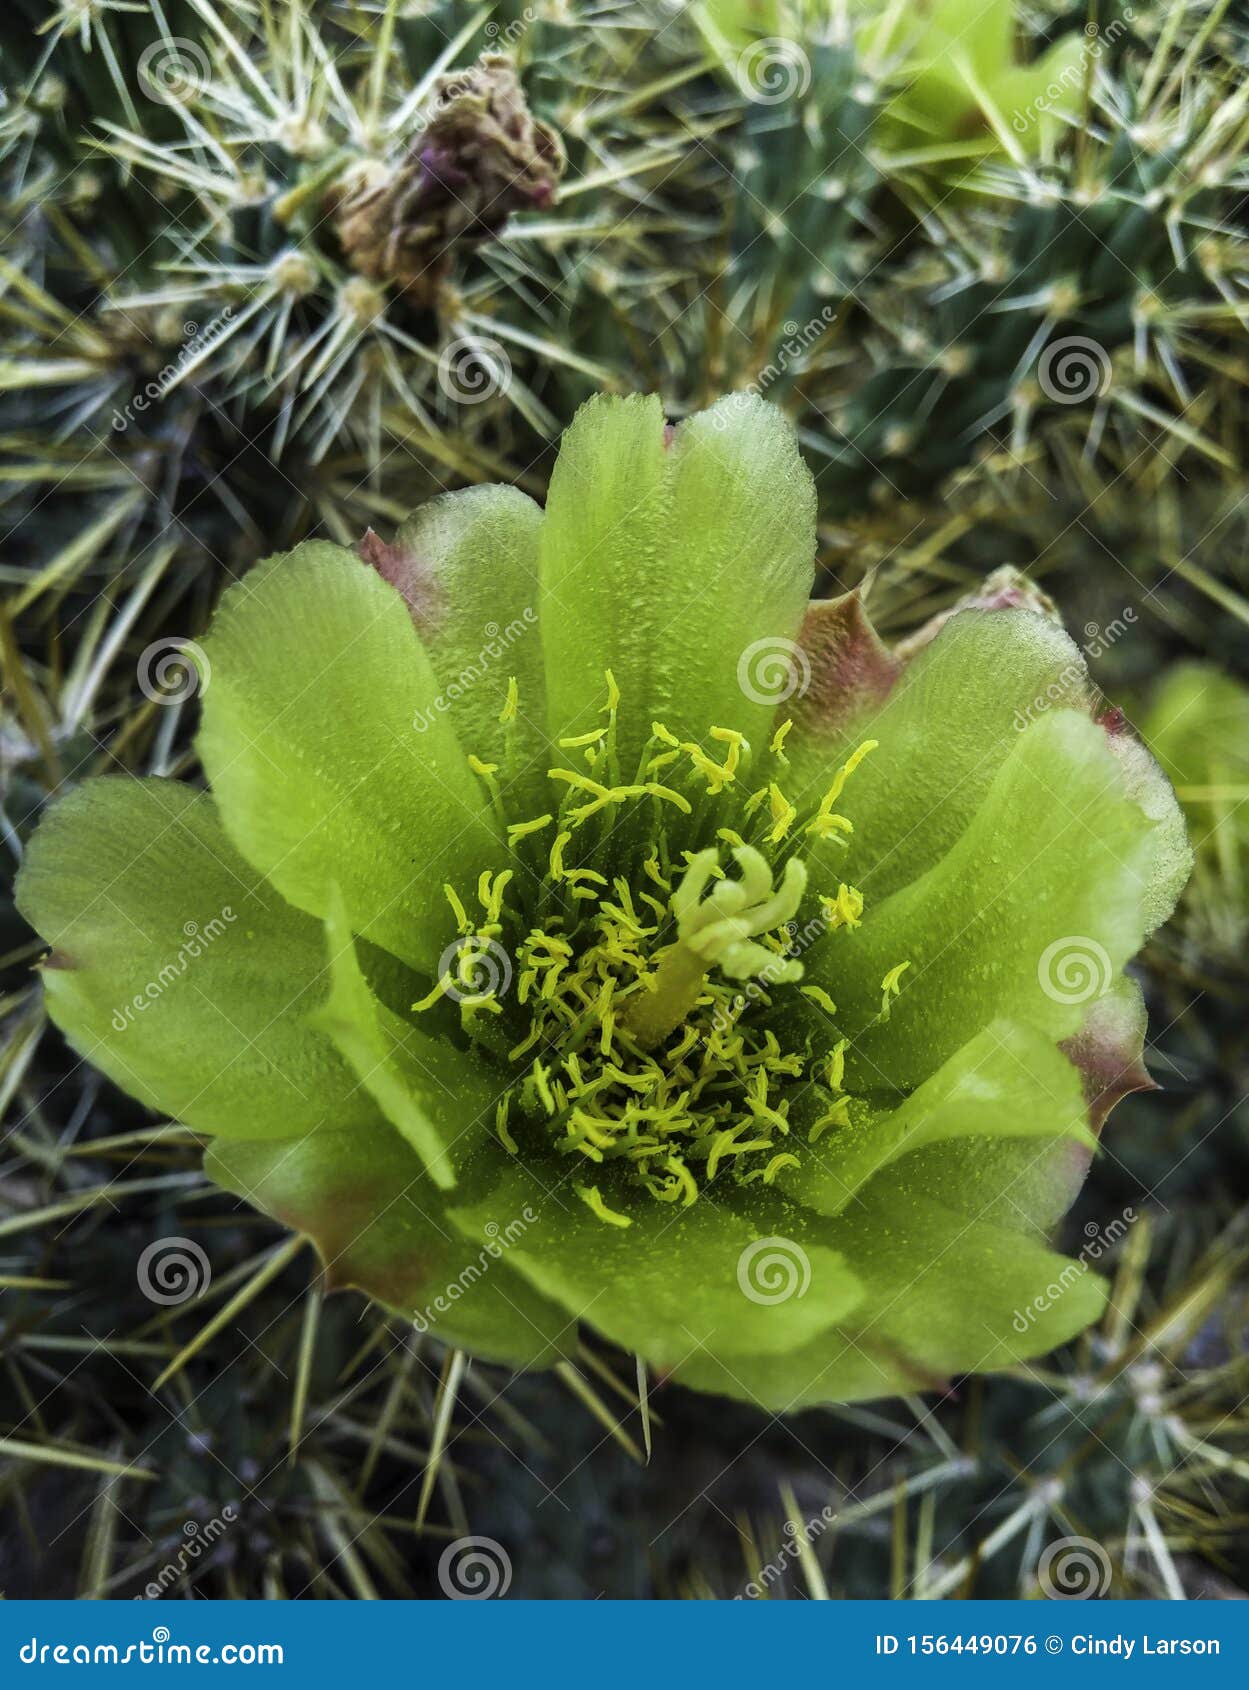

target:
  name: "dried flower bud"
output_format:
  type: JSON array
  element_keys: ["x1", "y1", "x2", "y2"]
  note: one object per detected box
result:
[{"x1": 333, "y1": 54, "x2": 563, "y2": 303}]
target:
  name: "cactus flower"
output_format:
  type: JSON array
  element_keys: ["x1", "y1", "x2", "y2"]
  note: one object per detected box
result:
[{"x1": 18, "y1": 394, "x2": 1190, "y2": 1409}]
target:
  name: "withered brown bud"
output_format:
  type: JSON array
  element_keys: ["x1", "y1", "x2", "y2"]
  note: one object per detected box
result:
[{"x1": 333, "y1": 53, "x2": 564, "y2": 305}]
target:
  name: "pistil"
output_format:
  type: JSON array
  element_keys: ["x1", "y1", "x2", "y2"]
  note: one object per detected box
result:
[{"x1": 621, "y1": 845, "x2": 808, "y2": 1049}]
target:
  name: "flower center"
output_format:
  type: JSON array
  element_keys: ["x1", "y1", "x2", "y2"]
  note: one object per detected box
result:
[{"x1": 414, "y1": 676, "x2": 879, "y2": 1226}]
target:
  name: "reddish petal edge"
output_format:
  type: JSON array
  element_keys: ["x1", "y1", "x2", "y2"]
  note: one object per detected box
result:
[
  {"x1": 1061, "y1": 984, "x2": 1157, "y2": 1146},
  {"x1": 792, "y1": 587, "x2": 902, "y2": 736},
  {"x1": 357, "y1": 527, "x2": 443, "y2": 629}
]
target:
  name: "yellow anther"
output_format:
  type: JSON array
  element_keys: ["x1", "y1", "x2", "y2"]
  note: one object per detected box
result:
[
  {"x1": 880, "y1": 960, "x2": 911, "y2": 1021},
  {"x1": 820, "y1": 884, "x2": 864, "y2": 930},
  {"x1": 805, "y1": 739, "x2": 876, "y2": 842},
  {"x1": 499, "y1": 676, "x2": 519, "y2": 725},
  {"x1": 531, "y1": 1061, "x2": 556, "y2": 1115},
  {"x1": 766, "y1": 782, "x2": 797, "y2": 843},
  {"x1": 825, "y1": 738, "x2": 878, "y2": 806},
  {"x1": 576, "y1": 1184, "x2": 632, "y2": 1227},
  {"x1": 507, "y1": 813, "x2": 554, "y2": 848},
  {"x1": 549, "y1": 830, "x2": 573, "y2": 881},
  {"x1": 756, "y1": 1151, "x2": 801, "y2": 1185},
  {"x1": 662, "y1": 1156, "x2": 699, "y2": 1207},
  {"x1": 770, "y1": 719, "x2": 793, "y2": 759},
  {"x1": 603, "y1": 671, "x2": 620, "y2": 713},
  {"x1": 467, "y1": 754, "x2": 499, "y2": 778},
  {"x1": 642, "y1": 781, "x2": 693, "y2": 814},
  {"x1": 650, "y1": 720, "x2": 681, "y2": 748},
  {"x1": 559, "y1": 728, "x2": 608, "y2": 749},
  {"x1": 443, "y1": 883, "x2": 471, "y2": 933},
  {"x1": 411, "y1": 973, "x2": 454, "y2": 1013},
  {"x1": 826, "y1": 1038, "x2": 848, "y2": 1093},
  {"x1": 800, "y1": 983, "x2": 838, "y2": 1016},
  {"x1": 809, "y1": 1095, "x2": 851, "y2": 1143},
  {"x1": 496, "y1": 1100, "x2": 518, "y2": 1155},
  {"x1": 549, "y1": 767, "x2": 611, "y2": 800}
]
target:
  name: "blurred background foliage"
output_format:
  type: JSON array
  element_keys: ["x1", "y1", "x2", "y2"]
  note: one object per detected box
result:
[{"x1": 2, "y1": 0, "x2": 1248, "y2": 1599}]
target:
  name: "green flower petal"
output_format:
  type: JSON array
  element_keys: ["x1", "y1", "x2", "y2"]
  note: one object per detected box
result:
[
  {"x1": 785, "y1": 1018, "x2": 1094, "y2": 1219},
  {"x1": 197, "y1": 540, "x2": 500, "y2": 975},
  {"x1": 15, "y1": 779, "x2": 376, "y2": 1139},
  {"x1": 385, "y1": 485, "x2": 549, "y2": 805},
  {"x1": 308, "y1": 893, "x2": 504, "y2": 1191},
  {"x1": 450, "y1": 1168, "x2": 864, "y2": 1374},
  {"x1": 540, "y1": 393, "x2": 815, "y2": 761},
  {"x1": 790, "y1": 600, "x2": 1092, "y2": 903},
  {"x1": 807, "y1": 710, "x2": 1168, "y2": 1091},
  {"x1": 205, "y1": 1130, "x2": 571, "y2": 1368},
  {"x1": 677, "y1": 1183, "x2": 1107, "y2": 1410}
]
